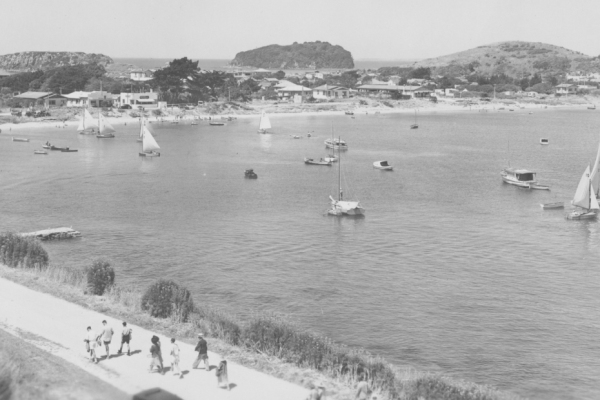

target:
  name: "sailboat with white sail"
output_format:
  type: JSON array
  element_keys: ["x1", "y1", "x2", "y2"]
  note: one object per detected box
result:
[
  {"x1": 566, "y1": 165, "x2": 599, "y2": 220},
  {"x1": 410, "y1": 109, "x2": 419, "y2": 129},
  {"x1": 96, "y1": 113, "x2": 116, "y2": 138},
  {"x1": 138, "y1": 126, "x2": 160, "y2": 157},
  {"x1": 328, "y1": 137, "x2": 365, "y2": 216},
  {"x1": 257, "y1": 111, "x2": 271, "y2": 133},
  {"x1": 589, "y1": 136, "x2": 600, "y2": 199},
  {"x1": 77, "y1": 108, "x2": 98, "y2": 134}
]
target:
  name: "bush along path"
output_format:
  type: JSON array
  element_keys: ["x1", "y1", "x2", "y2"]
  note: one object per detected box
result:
[{"x1": 0, "y1": 277, "x2": 308, "y2": 400}]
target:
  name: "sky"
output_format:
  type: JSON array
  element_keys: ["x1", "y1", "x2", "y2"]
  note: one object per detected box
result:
[{"x1": 1, "y1": 0, "x2": 599, "y2": 61}]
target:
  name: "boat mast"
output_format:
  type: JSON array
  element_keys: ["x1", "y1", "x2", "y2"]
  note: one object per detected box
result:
[{"x1": 338, "y1": 136, "x2": 342, "y2": 201}]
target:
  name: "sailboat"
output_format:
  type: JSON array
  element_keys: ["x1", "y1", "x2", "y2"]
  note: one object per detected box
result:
[
  {"x1": 138, "y1": 126, "x2": 160, "y2": 157},
  {"x1": 589, "y1": 136, "x2": 600, "y2": 199},
  {"x1": 410, "y1": 109, "x2": 418, "y2": 129},
  {"x1": 566, "y1": 165, "x2": 599, "y2": 220},
  {"x1": 257, "y1": 111, "x2": 271, "y2": 134},
  {"x1": 137, "y1": 115, "x2": 145, "y2": 142},
  {"x1": 328, "y1": 137, "x2": 365, "y2": 216},
  {"x1": 96, "y1": 113, "x2": 116, "y2": 138},
  {"x1": 77, "y1": 108, "x2": 98, "y2": 134},
  {"x1": 323, "y1": 125, "x2": 338, "y2": 163}
]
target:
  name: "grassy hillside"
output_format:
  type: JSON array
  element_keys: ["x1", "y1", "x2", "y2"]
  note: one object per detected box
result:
[{"x1": 409, "y1": 41, "x2": 600, "y2": 78}]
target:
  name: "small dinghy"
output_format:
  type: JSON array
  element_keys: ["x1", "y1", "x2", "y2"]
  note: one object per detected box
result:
[
  {"x1": 373, "y1": 160, "x2": 393, "y2": 171},
  {"x1": 304, "y1": 157, "x2": 332, "y2": 166},
  {"x1": 540, "y1": 138, "x2": 549, "y2": 145},
  {"x1": 541, "y1": 202, "x2": 564, "y2": 209},
  {"x1": 244, "y1": 169, "x2": 257, "y2": 179},
  {"x1": 12, "y1": 137, "x2": 29, "y2": 142},
  {"x1": 61, "y1": 148, "x2": 78, "y2": 152},
  {"x1": 34, "y1": 150, "x2": 48, "y2": 155},
  {"x1": 209, "y1": 121, "x2": 225, "y2": 126}
]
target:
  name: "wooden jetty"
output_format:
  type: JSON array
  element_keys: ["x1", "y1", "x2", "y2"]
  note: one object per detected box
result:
[{"x1": 21, "y1": 227, "x2": 81, "y2": 241}]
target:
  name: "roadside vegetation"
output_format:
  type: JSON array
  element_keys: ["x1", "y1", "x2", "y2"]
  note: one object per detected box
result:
[{"x1": 0, "y1": 233, "x2": 522, "y2": 400}]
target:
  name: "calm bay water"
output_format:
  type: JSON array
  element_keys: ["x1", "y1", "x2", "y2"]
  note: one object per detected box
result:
[{"x1": 2, "y1": 108, "x2": 600, "y2": 399}]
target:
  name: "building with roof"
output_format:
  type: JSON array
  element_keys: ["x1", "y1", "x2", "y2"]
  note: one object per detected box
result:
[
  {"x1": 13, "y1": 91, "x2": 67, "y2": 107},
  {"x1": 119, "y1": 92, "x2": 159, "y2": 108},
  {"x1": 130, "y1": 69, "x2": 154, "y2": 82},
  {"x1": 88, "y1": 91, "x2": 117, "y2": 107},
  {"x1": 62, "y1": 91, "x2": 90, "y2": 107},
  {"x1": 313, "y1": 85, "x2": 350, "y2": 100},
  {"x1": 276, "y1": 85, "x2": 313, "y2": 101},
  {"x1": 555, "y1": 84, "x2": 577, "y2": 95},
  {"x1": 357, "y1": 84, "x2": 421, "y2": 97}
]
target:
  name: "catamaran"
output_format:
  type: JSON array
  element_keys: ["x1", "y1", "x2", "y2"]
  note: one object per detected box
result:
[
  {"x1": 566, "y1": 165, "x2": 599, "y2": 220},
  {"x1": 257, "y1": 111, "x2": 271, "y2": 133},
  {"x1": 96, "y1": 113, "x2": 116, "y2": 138},
  {"x1": 77, "y1": 108, "x2": 98, "y2": 134},
  {"x1": 139, "y1": 127, "x2": 160, "y2": 157},
  {"x1": 328, "y1": 137, "x2": 365, "y2": 216}
]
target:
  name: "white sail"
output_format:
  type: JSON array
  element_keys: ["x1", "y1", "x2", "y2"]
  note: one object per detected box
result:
[
  {"x1": 591, "y1": 185, "x2": 600, "y2": 210},
  {"x1": 142, "y1": 127, "x2": 160, "y2": 152},
  {"x1": 573, "y1": 166, "x2": 594, "y2": 209},
  {"x1": 98, "y1": 113, "x2": 116, "y2": 134},
  {"x1": 590, "y1": 137, "x2": 600, "y2": 196},
  {"x1": 83, "y1": 109, "x2": 98, "y2": 130},
  {"x1": 259, "y1": 112, "x2": 271, "y2": 130}
]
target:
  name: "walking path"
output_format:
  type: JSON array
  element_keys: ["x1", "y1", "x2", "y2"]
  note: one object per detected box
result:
[{"x1": 0, "y1": 278, "x2": 308, "y2": 400}]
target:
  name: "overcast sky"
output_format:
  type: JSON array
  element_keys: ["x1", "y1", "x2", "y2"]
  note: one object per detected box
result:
[{"x1": 2, "y1": 0, "x2": 599, "y2": 61}]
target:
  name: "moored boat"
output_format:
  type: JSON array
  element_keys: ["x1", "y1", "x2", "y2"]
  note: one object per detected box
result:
[
  {"x1": 61, "y1": 148, "x2": 78, "y2": 152},
  {"x1": 304, "y1": 157, "x2": 332, "y2": 166},
  {"x1": 540, "y1": 202, "x2": 564, "y2": 209},
  {"x1": 501, "y1": 167, "x2": 550, "y2": 190},
  {"x1": 345, "y1": 111, "x2": 354, "y2": 115},
  {"x1": 540, "y1": 138, "x2": 549, "y2": 145},
  {"x1": 12, "y1": 137, "x2": 29, "y2": 142},
  {"x1": 244, "y1": 169, "x2": 257, "y2": 179},
  {"x1": 328, "y1": 136, "x2": 365, "y2": 216},
  {"x1": 373, "y1": 160, "x2": 393, "y2": 170},
  {"x1": 209, "y1": 121, "x2": 225, "y2": 126},
  {"x1": 324, "y1": 138, "x2": 347, "y2": 150},
  {"x1": 34, "y1": 150, "x2": 48, "y2": 155}
]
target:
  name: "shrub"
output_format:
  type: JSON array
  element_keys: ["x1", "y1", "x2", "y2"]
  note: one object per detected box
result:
[
  {"x1": 141, "y1": 280, "x2": 194, "y2": 322},
  {"x1": 86, "y1": 259, "x2": 115, "y2": 295},
  {"x1": 0, "y1": 232, "x2": 49, "y2": 269},
  {"x1": 0, "y1": 351, "x2": 15, "y2": 400},
  {"x1": 152, "y1": 109, "x2": 162, "y2": 117}
]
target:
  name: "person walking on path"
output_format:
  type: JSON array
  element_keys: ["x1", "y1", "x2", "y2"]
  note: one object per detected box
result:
[
  {"x1": 149, "y1": 335, "x2": 164, "y2": 374},
  {"x1": 169, "y1": 338, "x2": 182, "y2": 377},
  {"x1": 216, "y1": 359, "x2": 229, "y2": 390},
  {"x1": 355, "y1": 374, "x2": 370, "y2": 400},
  {"x1": 100, "y1": 320, "x2": 114, "y2": 359},
  {"x1": 84, "y1": 326, "x2": 98, "y2": 363},
  {"x1": 192, "y1": 333, "x2": 209, "y2": 371},
  {"x1": 117, "y1": 321, "x2": 132, "y2": 355}
]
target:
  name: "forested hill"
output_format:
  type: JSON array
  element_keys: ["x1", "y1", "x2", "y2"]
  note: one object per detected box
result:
[
  {"x1": 231, "y1": 41, "x2": 354, "y2": 69},
  {"x1": 0, "y1": 52, "x2": 113, "y2": 72},
  {"x1": 404, "y1": 41, "x2": 600, "y2": 78}
]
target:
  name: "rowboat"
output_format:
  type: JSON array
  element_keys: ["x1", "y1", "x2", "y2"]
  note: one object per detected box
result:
[
  {"x1": 304, "y1": 157, "x2": 332, "y2": 166},
  {"x1": 12, "y1": 137, "x2": 29, "y2": 142},
  {"x1": 34, "y1": 150, "x2": 48, "y2": 155},
  {"x1": 540, "y1": 202, "x2": 564, "y2": 209},
  {"x1": 373, "y1": 160, "x2": 393, "y2": 171}
]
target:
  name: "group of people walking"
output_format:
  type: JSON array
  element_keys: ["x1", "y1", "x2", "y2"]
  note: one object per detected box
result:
[{"x1": 83, "y1": 322, "x2": 229, "y2": 390}]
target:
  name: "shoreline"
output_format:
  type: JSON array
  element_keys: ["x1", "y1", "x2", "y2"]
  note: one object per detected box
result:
[{"x1": 0, "y1": 97, "x2": 593, "y2": 132}]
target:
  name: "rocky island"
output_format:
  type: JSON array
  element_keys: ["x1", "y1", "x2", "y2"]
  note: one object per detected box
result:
[
  {"x1": 0, "y1": 51, "x2": 113, "y2": 72},
  {"x1": 230, "y1": 41, "x2": 354, "y2": 69}
]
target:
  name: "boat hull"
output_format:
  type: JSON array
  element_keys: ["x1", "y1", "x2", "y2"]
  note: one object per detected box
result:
[
  {"x1": 34, "y1": 150, "x2": 48, "y2": 155},
  {"x1": 61, "y1": 149, "x2": 78, "y2": 152},
  {"x1": 96, "y1": 134, "x2": 115, "y2": 138},
  {"x1": 12, "y1": 137, "x2": 29, "y2": 142},
  {"x1": 566, "y1": 211, "x2": 597, "y2": 220},
  {"x1": 304, "y1": 158, "x2": 332, "y2": 166},
  {"x1": 139, "y1": 152, "x2": 160, "y2": 157},
  {"x1": 540, "y1": 202, "x2": 564, "y2": 209}
]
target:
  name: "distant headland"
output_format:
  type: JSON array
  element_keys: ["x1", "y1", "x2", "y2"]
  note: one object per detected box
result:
[{"x1": 0, "y1": 51, "x2": 113, "y2": 72}]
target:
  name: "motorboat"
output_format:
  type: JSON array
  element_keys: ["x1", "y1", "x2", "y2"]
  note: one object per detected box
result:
[
  {"x1": 501, "y1": 167, "x2": 550, "y2": 190},
  {"x1": 34, "y1": 150, "x2": 48, "y2": 155},
  {"x1": 373, "y1": 160, "x2": 393, "y2": 171},
  {"x1": 328, "y1": 136, "x2": 365, "y2": 216},
  {"x1": 324, "y1": 138, "x2": 348, "y2": 150},
  {"x1": 12, "y1": 137, "x2": 29, "y2": 142},
  {"x1": 540, "y1": 202, "x2": 564, "y2": 209},
  {"x1": 244, "y1": 169, "x2": 257, "y2": 179},
  {"x1": 304, "y1": 157, "x2": 332, "y2": 166},
  {"x1": 566, "y1": 165, "x2": 599, "y2": 220},
  {"x1": 540, "y1": 138, "x2": 549, "y2": 145},
  {"x1": 60, "y1": 148, "x2": 78, "y2": 152},
  {"x1": 209, "y1": 121, "x2": 225, "y2": 126}
]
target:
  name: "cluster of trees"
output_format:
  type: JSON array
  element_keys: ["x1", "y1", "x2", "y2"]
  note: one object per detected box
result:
[{"x1": 0, "y1": 64, "x2": 106, "y2": 94}]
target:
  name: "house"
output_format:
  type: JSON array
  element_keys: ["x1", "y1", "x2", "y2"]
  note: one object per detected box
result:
[
  {"x1": 312, "y1": 85, "x2": 350, "y2": 100},
  {"x1": 0, "y1": 69, "x2": 12, "y2": 78},
  {"x1": 259, "y1": 78, "x2": 279, "y2": 89},
  {"x1": 13, "y1": 91, "x2": 67, "y2": 107},
  {"x1": 413, "y1": 87, "x2": 432, "y2": 98},
  {"x1": 130, "y1": 69, "x2": 154, "y2": 82},
  {"x1": 87, "y1": 91, "x2": 117, "y2": 107},
  {"x1": 525, "y1": 91, "x2": 538, "y2": 98},
  {"x1": 62, "y1": 91, "x2": 90, "y2": 107},
  {"x1": 356, "y1": 84, "x2": 421, "y2": 97},
  {"x1": 276, "y1": 85, "x2": 313, "y2": 101},
  {"x1": 119, "y1": 92, "x2": 159, "y2": 107},
  {"x1": 445, "y1": 88, "x2": 459, "y2": 97},
  {"x1": 555, "y1": 84, "x2": 577, "y2": 95}
]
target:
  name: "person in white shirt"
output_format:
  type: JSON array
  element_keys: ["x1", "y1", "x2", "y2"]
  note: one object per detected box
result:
[
  {"x1": 170, "y1": 338, "x2": 182, "y2": 376},
  {"x1": 100, "y1": 320, "x2": 114, "y2": 359},
  {"x1": 117, "y1": 321, "x2": 132, "y2": 356},
  {"x1": 85, "y1": 326, "x2": 99, "y2": 363}
]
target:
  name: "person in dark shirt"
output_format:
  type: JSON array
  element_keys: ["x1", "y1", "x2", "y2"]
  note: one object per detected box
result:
[
  {"x1": 149, "y1": 335, "x2": 164, "y2": 374},
  {"x1": 192, "y1": 333, "x2": 209, "y2": 371}
]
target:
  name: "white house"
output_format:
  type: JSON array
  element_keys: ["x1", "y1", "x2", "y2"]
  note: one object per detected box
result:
[
  {"x1": 130, "y1": 69, "x2": 154, "y2": 82},
  {"x1": 276, "y1": 85, "x2": 312, "y2": 101},
  {"x1": 119, "y1": 92, "x2": 159, "y2": 107},
  {"x1": 62, "y1": 91, "x2": 90, "y2": 107},
  {"x1": 312, "y1": 85, "x2": 350, "y2": 100},
  {"x1": 555, "y1": 84, "x2": 577, "y2": 95}
]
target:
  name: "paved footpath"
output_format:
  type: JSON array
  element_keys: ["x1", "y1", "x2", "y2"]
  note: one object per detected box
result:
[{"x1": 0, "y1": 278, "x2": 308, "y2": 400}]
